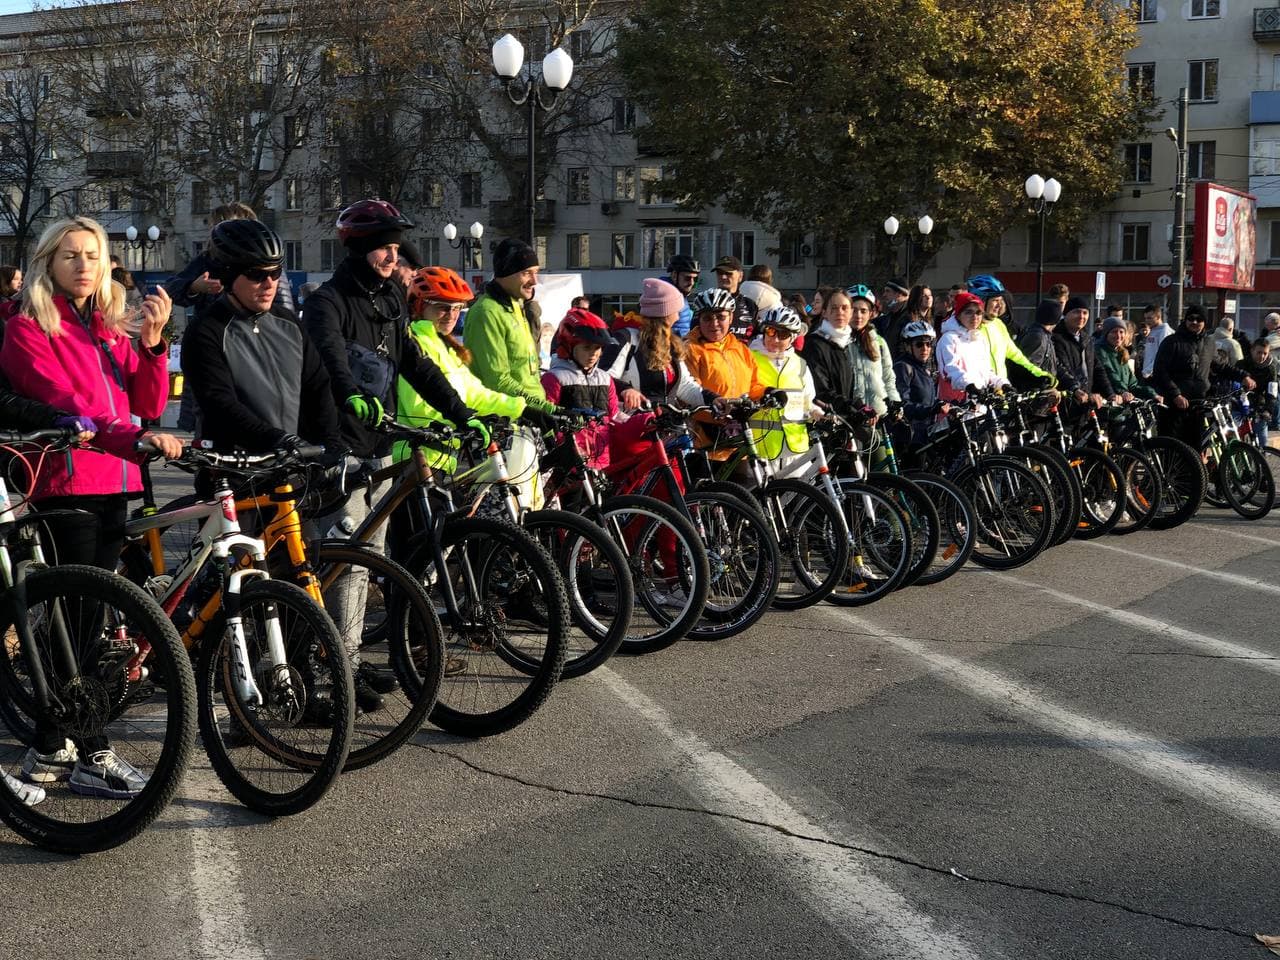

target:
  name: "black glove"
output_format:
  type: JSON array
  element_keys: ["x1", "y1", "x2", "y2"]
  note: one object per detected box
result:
[
  {"x1": 763, "y1": 388, "x2": 788, "y2": 408},
  {"x1": 1037, "y1": 376, "x2": 1054, "y2": 389},
  {"x1": 520, "y1": 406, "x2": 560, "y2": 432},
  {"x1": 277, "y1": 433, "x2": 305, "y2": 453}
]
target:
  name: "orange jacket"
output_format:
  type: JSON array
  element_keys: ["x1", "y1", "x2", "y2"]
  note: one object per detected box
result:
[{"x1": 685, "y1": 333, "x2": 767, "y2": 401}]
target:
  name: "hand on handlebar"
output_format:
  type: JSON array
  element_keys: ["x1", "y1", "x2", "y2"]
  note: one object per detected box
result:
[
  {"x1": 139, "y1": 431, "x2": 184, "y2": 459},
  {"x1": 463, "y1": 417, "x2": 491, "y2": 447},
  {"x1": 52, "y1": 415, "x2": 96, "y2": 442},
  {"x1": 1172, "y1": 395, "x2": 1189, "y2": 410},
  {"x1": 621, "y1": 388, "x2": 647, "y2": 412},
  {"x1": 1243, "y1": 375, "x2": 1258, "y2": 391}
]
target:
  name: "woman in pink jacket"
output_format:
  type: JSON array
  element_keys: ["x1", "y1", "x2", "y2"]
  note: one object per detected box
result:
[{"x1": 1, "y1": 216, "x2": 182, "y2": 799}]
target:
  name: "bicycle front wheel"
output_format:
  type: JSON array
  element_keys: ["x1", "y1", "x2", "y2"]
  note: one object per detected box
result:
[
  {"x1": 902, "y1": 470, "x2": 977, "y2": 585},
  {"x1": 406, "y1": 517, "x2": 569, "y2": 738},
  {"x1": 198, "y1": 578, "x2": 354, "y2": 816},
  {"x1": 1145, "y1": 436, "x2": 1207, "y2": 530},
  {"x1": 865, "y1": 473, "x2": 940, "y2": 588},
  {"x1": 1218, "y1": 441, "x2": 1276, "y2": 519},
  {"x1": 685, "y1": 490, "x2": 780, "y2": 640},
  {"x1": 760, "y1": 478, "x2": 850, "y2": 610},
  {"x1": 1109, "y1": 446, "x2": 1163, "y2": 535},
  {"x1": 1069, "y1": 447, "x2": 1126, "y2": 539},
  {"x1": 957, "y1": 456, "x2": 1054, "y2": 569},
  {"x1": 0, "y1": 566, "x2": 195, "y2": 854},
  {"x1": 826, "y1": 480, "x2": 914, "y2": 605}
]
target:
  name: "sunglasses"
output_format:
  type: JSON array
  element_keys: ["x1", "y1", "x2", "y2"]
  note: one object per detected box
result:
[
  {"x1": 429, "y1": 302, "x2": 465, "y2": 314},
  {"x1": 243, "y1": 267, "x2": 283, "y2": 283},
  {"x1": 763, "y1": 326, "x2": 795, "y2": 339}
]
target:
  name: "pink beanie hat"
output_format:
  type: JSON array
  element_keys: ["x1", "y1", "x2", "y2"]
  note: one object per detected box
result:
[{"x1": 638, "y1": 277, "x2": 685, "y2": 318}]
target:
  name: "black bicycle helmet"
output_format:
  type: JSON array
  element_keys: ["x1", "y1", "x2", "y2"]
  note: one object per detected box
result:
[{"x1": 209, "y1": 218, "x2": 284, "y2": 270}]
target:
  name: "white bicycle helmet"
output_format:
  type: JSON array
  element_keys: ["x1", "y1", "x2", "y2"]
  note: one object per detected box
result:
[
  {"x1": 901, "y1": 319, "x2": 936, "y2": 342},
  {"x1": 759, "y1": 305, "x2": 807, "y2": 337},
  {"x1": 689, "y1": 287, "x2": 737, "y2": 314}
]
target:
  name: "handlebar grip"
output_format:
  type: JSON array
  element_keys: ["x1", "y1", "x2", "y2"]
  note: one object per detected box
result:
[
  {"x1": 0, "y1": 427, "x2": 77, "y2": 443},
  {"x1": 292, "y1": 444, "x2": 326, "y2": 460}
]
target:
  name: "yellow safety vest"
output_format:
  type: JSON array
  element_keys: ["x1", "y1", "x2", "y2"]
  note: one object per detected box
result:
[{"x1": 750, "y1": 351, "x2": 810, "y2": 458}]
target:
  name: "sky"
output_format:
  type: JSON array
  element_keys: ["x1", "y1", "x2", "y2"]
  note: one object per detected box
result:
[{"x1": 0, "y1": 2, "x2": 39, "y2": 12}]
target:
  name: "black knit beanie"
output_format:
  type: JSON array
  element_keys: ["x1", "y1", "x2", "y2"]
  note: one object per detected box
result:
[
  {"x1": 344, "y1": 226, "x2": 405, "y2": 256},
  {"x1": 1035, "y1": 298, "x2": 1063, "y2": 328},
  {"x1": 493, "y1": 237, "x2": 539, "y2": 278}
]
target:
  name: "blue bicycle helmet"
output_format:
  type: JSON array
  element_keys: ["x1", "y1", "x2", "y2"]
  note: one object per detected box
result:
[
  {"x1": 845, "y1": 283, "x2": 876, "y2": 306},
  {"x1": 965, "y1": 274, "x2": 1006, "y2": 300}
]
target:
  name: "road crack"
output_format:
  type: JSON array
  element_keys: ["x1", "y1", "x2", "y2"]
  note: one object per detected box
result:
[{"x1": 416, "y1": 742, "x2": 1255, "y2": 943}]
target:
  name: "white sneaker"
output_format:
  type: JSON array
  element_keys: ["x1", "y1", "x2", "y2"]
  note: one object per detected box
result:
[
  {"x1": 3, "y1": 769, "x2": 45, "y2": 806},
  {"x1": 20, "y1": 740, "x2": 78, "y2": 784},
  {"x1": 68, "y1": 749, "x2": 148, "y2": 799}
]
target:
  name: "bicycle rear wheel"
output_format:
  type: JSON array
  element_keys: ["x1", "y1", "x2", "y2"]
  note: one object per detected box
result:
[
  {"x1": 1218, "y1": 442, "x2": 1276, "y2": 519},
  {"x1": 0, "y1": 566, "x2": 195, "y2": 854},
  {"x1": 1145, "y1": 436, "x2": 1207, "y2": 530},
  {"x1": 903, "y1": 470, "x2": 977, "y2": 584},
  {"x1": 198, "y1": 578, "x2": 354, "y2": 816},
  {"x1": 313, "y1": 543, "x2": 442, "y2": 771},
  {"x1": 957, "y1": 456, "x2": 1054, "y2": 569},
  {"x1": 523, "y1": 509, "x2": 633, "y2": 678},
  {"x1": 593, "y1": 495, "x2": 710, "y2": 655},
  {"x1": 405, "y1": 517, "x2": 569, "y2": 737},
  {"x1": 866, "y1": 473, "x2": 939, "y2": 588},
  {"x1": 685, "y1": 490, "x2": 780, "y2": 640},
  {"x1": 759, "y1": 478, "x2": 850, "y2": 609},
  {"x1": 1109, "y1": 446, "x2": 1163, "y2": 535},
  {"x1": 1069, "y1": 447, "x2": 1126, "y2": 539},
  {"x1": 1006, "y1": 445, "x2": 1077, "y2": 548}
]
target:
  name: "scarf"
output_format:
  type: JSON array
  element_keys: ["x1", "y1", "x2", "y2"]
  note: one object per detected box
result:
[{"x1": 816, "y1": 319, "x2": 852, "y2": 348}]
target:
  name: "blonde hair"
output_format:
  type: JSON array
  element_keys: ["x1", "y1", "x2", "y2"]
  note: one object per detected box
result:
[
  {"x1": 640, "y1": 313, "x2": 685, "y2": 371},
  {"x1": 22, "y1": 217, "x2": 127, "y2": 337}
]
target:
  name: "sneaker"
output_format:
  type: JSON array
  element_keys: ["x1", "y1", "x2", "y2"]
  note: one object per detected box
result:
[
  {"x1": 355, "y1": 661, "x2": 399, "y2": 695},
  {"x1": 652, "y1": 581, "x2": 688, "y2": 611},
  {"x1": 354, "y1": 678, "x2": 385, "y2": 714},
  {"x1": 444, "y1": 656, "x2": 468, "y2": 677},
  {"x1": 20, "y1": 740, "x2": 78, "y2": 784},
  {"x1": 68, "y1": 749, "x2": 148, "y2": 799},
  {"x1": 3, "y1": 770, "x2": 44, "y2": 807}
]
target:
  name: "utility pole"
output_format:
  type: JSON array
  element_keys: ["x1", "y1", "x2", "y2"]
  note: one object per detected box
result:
[{"x1": 1171, "y1": 87, "x2": 1189, "y2": 324}]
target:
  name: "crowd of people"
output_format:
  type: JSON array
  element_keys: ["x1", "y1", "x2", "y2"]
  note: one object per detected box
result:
[{"x1": 0, "y1": 195, "x2": 1273, "y2": 807}]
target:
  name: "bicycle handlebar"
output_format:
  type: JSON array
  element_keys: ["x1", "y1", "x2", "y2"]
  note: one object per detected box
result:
[{"x1": 0, "y1": 427, "x2": 80, "y2": 444}]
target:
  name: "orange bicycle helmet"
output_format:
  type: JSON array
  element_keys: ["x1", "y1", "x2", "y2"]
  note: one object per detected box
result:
[{"x1": 408, "y1": 266, "x2": 474, "y2": 310}]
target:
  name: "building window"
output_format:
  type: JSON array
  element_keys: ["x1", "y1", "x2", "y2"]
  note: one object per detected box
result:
[
  {"x1": 1123, "y1": 143, "x2": 1152, "y2": 183},
  {"x1": 534, "y1": 235, "x2": 547, "y2": 266},
  {"x1": 971, "y1": 236, "x2": 1002, "y2": 265},
  {"x1": 1121, "y1": 223, "x2": 1150, "y2": 263},
  {"x1": 285, "y1": 241, "x2": 303, "y2": 271},
  {"x1": 612, "y1": 98, "x2": 636, "y2": 133},
  {"x1": 284, "y1": 115, "x2": 304, "y2": 148},
  {"x1": 1127, "y1": 63, "x2": 1155, "y2": 102},
  {"x1": 459, "y1": 172, "x2": 482, "y2": 208},
  {"x1": 424, "y1": 180, "x2": 443, "y2": 208},
  {"x1": 1270, "y1": 221, "x2": 1280, "y2": 261},
  {"x1": 612, "y1": 166, "x2": 635, "y2": 201},
  {"x1": 422, "y1": 237, "x2": 440, "y2": 265},
  {"x1": 729, "y1": 231, "x2": 755, "y2": 265},
  {"x1": 320, "y1": 239, "x2": 338, "y2": 271},
  {"x1": 567, "y1": 233, "x2": 590, "y2": 269},
  {"x1": 611, "y1": 232, "x2": 636, "y2": 268},
  {"x1": 1188, "y1": 140, "x2": 1216, "y2": 180},
  {"x1": 1189, "y1": 0, "x2": 1219, "y2": 17},
  {"x1": 567, "y1": 167, "x2": 591, "y2": 204},
  {"x1": 1132, "y1": 0, "x2": 1157, "y2": 22},
  {"x1": 1188, "y1": 59, "x2": 1218, "y2": 102},
  {"x1": 190, "y1": 181, "x2": 209, "y2": 215},
  {"x1": 641, "y1": 227, "x2": 699, "y2": 270},
  {"x1": 777, "y1": 233, "x2": 804, "y2": 268},
  {"x1": 570, "y1": 29, "x2": 593, "y2": 62},
  {"x1": 284, "y1": 178, "x2": 300, "y2": 211}
]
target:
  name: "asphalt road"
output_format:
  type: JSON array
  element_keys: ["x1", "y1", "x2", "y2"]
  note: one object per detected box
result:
[{"x1": 3, "y1": 493, "x2": 1280, "y2": 960}]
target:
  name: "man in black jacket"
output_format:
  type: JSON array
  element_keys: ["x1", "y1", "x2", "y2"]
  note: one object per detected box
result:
[
  {"x1": 182, "y1": 220, "x2": 343, "y2": 456},
  {"x1": 1153, "y1": 305, "x2": 1255, "y2": 448},
  {"x1": 1013, "y1": 299, "x2": 1063, "y2": 391},
  {"x1": 303, "y1": 199, "x2": 483, "y2": 711},
  {"x1": 1053, "y1": 297, "x2": 1115, "y2": 410}
]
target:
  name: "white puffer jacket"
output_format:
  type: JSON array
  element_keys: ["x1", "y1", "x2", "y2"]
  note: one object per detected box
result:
[{"x1": 937, "y1": 316, "x2": 1008, "y2": 398}]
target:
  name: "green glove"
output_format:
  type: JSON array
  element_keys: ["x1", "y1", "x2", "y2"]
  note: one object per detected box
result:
[
  {"x1": 345, "y1": 393, "x2": 384, "y2": 426},
  {"x1": 465, "y1": 417, "x2": 491, "y2": 447},
  {"x1": 530, "y1": 396, "x2": 557, "y2": 414}
]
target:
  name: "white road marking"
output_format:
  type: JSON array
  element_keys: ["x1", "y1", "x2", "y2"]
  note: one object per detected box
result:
[
  {"x1": 597, "y1": 668, "x2": 987, "y2": 960},
  {"x1": 183, "y1": 775, "x2": 269, "y2": 960},
  {"x1": 994, "y1": 573, "x2": 1280, "y2": 673},
  {"x1": 817, "y1": 609, "x2": 1280, "y2": 838},
  {"x1": 1188, "y1": 524, "x2": 1280, "y2": 548},
  {"x1": 1083, "y1": 540, "x2": 1280, "y2": 596}
]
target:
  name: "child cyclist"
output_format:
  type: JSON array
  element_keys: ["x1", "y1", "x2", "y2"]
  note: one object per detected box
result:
[
  {"x1": 541, "y1": 308, "x2": 620, "y2": 470},
  {"x1": 748, "y1": 305, "x2": 821, "y2": 473}
]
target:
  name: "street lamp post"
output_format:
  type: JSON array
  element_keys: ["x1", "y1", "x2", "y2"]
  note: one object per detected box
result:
[
  {"x1": 1024, "y1": 174, "x2": 1062, "y2": 302},
  {"x1": 124, "y1": 224, "x2": 162, "y2": 277},
  {"x1": 443, "y1": 221, "x2": 485, "y2": 271},
  {"x1": 491, "y1": 34, "x2": 574, "y2": 245},
  {"x1": 883, "y1": 214, "x2": 934, "y2": 283}
]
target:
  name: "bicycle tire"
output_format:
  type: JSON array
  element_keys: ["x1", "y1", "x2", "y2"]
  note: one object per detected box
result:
[
  {"x1": 592, "y1": 494, "x2": 710, "y2": 655},
  {"x1": 826, "y1": 479, "x2": 914, "y2": 606},
  {"x1": 1144, "y1": 436, "x2": 1206, "y2": 530},
  {"x1": 684, "y1": 490, "x2": 780, "y2": 640},
  {"x1": 0, "y1": 566, "x2": 195, "y2": 854},
  {"x1": 522, "y1": 509, "x2": 634, "y2": 678},
  {"x1": 902, "y1": 470, "x2": 977, "y2": 585},
  {"x1": 405, "y1": 517, "x2": 569, "y2": 737},
  {"x1": 198, "y1": 577, "x2": 354, "y2": 816},
  {"x1": 1108, "y1": 446, "x2": 1163, "y2": 535},
  {"x1": 865, "y1": 473, "x2": 940, "y2": 588},
  {"x1": 312, "y1": 543, "x2": 442, "y2": 771},
  {"x1": 758, "y1": 477, "x2": 851, "y2": 610},
  {"x1": 956, "y1": 456, "x2": 1055, "y2": 569},
  {"x1": 1218, "y1": 441, "x2": 1276, "y2": 520},
  {"x1": 694, "y1": 479, "x2": 769, "y2": 524},
  {"x1": 1068, "y1": 447, "x2": 1126, "y2": 539},
  {"x1": 1005, "y1": 444, "x2": 1076, "y2": 548}
]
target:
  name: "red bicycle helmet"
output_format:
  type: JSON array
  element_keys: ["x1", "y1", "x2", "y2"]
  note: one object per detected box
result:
[
  {"x1": 335, "y1": 199, "x2": 414, "y2": 243},
  {"x1": 408, "y1": 266, "x2": 474, "y2": 310},
  {"x1": 556, "y1": 308, "x2": 615, "y2": 359}
]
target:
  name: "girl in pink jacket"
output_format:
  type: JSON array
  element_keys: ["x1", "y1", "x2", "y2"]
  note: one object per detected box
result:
[{"x1": 0, "y1": 216, "x2": 182, "y2": 800}]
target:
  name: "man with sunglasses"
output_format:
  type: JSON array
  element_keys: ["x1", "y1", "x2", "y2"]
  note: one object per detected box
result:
[
  {"x1": 181, "y1": 218, "x2": 344, "y2": 457},
  {"x1": 1153, "y1": 304, "x2": 1255, "y2": 448},
  {"x1": 660, "y1": 254, "x2": 698, "y2": 336}
]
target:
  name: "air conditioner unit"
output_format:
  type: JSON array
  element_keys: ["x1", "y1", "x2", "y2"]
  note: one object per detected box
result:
[
  {"x1": 800, "y1": 243, "x2": 813, "y2": 257},
  {"x1": 601, "y1": 201, "x2": 620, "y2": 216}
]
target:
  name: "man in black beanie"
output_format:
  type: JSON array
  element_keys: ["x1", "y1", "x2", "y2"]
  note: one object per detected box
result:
[
  {"x1": 465, "y1": 237, "x2": 558, "y2": 413},
  {"x1": 1012, "y1": 298, "x2": 1064, "y2": 391}
]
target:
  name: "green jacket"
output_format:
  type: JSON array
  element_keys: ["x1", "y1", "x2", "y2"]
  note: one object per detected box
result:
[
  {"x1": 394, "y1": 318, "x2": 526, "y2": 469},
  {"x1": 465, "y1": 280, "x2": 549, "y2": 408},
  {"x1": 981, "y1": 315, "x2": 1054, "y2": 386},
  {"x1": 1097, "y1": 343, "x2": 1156, "y2": 399}
]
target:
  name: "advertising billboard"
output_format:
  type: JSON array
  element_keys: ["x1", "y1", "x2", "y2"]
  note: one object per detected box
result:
[{"x1": 1192, "y1": 182, "x2": 1257, "y2": 290}]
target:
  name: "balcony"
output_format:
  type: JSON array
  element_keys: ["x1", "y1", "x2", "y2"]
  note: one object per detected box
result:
[
  {"x1": 634, "y1": 127, "x2": 671, "y2": 157},
  {"x1": 85, "y1": 150, "x2": 144, "y2": 178},
  {"x1": 1250, "y1": 90, "x2": 1280, "y2": 124},
  {"x1": 488, "y1": 198, "x2": 556, "y2": 231},
  {"x1": 85, "y1": 97, "x2": 136, "y2": 120},
  {"x1": 1256, "y1": 7, "x2": 1280, "y2": 40},
  {"x1": 635, "y1": 201, "x2": 706, "y2": 224}
]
